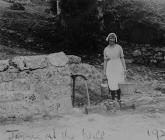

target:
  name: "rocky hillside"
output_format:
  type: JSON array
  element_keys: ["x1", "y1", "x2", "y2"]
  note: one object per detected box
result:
[{"x1": 122, "y1": 44, "x2": 165, "y2": 68}]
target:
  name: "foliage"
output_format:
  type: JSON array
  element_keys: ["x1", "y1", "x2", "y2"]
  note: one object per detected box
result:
[
  {"x1": 50, "y1": 0, "x2": 101, "y2": 54},
  {"x1": 101, "y1": 0, "x2": 165, "y2": 45},
  {"x1": 10, "y1": 2, "x2": 25, "y2": 10},
  {"x1": 50, "y1": 0, "x2": 57, "y2": 15},
  {"x1": 49, "y1": 0, "x2": 165, "y2": 53}
]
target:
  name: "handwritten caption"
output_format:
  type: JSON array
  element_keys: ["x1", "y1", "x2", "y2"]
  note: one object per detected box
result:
[
  {"x1": 147, "y1": 129, "x2": 165, "y2": 140},
  {"x1": 7, "y1": 128, "x2": 105, "y2": 140},
  {"x1": 7, "y1": 128, "x2": 165, "y2": 140}
]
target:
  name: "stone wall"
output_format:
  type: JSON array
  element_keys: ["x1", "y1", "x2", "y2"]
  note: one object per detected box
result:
[
  {"x1": 124, "y1": 44, "x2": 165, "y2": 67},
  {"x1": 0, "y1": 52, "x2": 73, "y2": 121}
]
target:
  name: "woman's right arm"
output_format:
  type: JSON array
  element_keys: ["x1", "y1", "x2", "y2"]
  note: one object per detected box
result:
[{"x1": 103, "y1": 48, "x2": 108, "y2": 77}]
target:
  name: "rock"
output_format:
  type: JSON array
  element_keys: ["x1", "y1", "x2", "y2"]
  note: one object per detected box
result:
[
  {"x1": 24, "y1": 55, "x2": 48, "y2": 70},
  {"x1": 7, "y1": 66, "x2": 19, "y2": 73},
  {"x1": 47, "y1": 52, "x2": 68, "y2": 67},
  {"x1": 9, "y1": 56, "x2": 26, "y2": 71},
  {"x1": 25, "y1": 37, "x2": 34, "y2": 43},
  {"x1": 152, "y1": 91, "x2": 162, "y2": 97},
  {"x1": 132, "y1": 50, "x2": 142, "y2": 57},
  {"x1": 125, "y1": 59, "x2": 134, "y2": 64},
  {"x1": 155, "y1": 56, "x2": 164, "y2": 60},
  {"x1": 0, "y1": 60, "x2": 9, "y2": 72},
  {"x1": 135, "y1": 89, "x2": 145, "y2": 94},
  {"x1": 160, "y1": 47, "x2": 165, "y2": 52},
  {"x1": 155, "y1": 52, "x2": 162, "y2": 56},
  {"x1": 154, "y1": 47, "x2": 161, "y2": 52},
  {"x1": 144, "y1": 52, "x2": 152, "y2": 56},
  {"x1": 145, "y1": 44, "x2": 151, "y2": 47},
  {"x1": 136, "y1": 96, "x2": 153, "y2": 105},
  {"x1": 0, "y1": 28, "x2": 7, "y2": 31},
  {"x1": 150, "y1": 59, "x2": 157, "y2": 64},
  {"x1": 141, "y1": 47, "x2": 146, "y2": 52},
  {"x1": 7, "y1": 30, "x2": 16, "y2": 34},
  {"x1": 10, "y1": 55, "x2": 48, "y2": 70},
  {"x1": 67, "y1": 55, "x2": 81, "y2": 64}
]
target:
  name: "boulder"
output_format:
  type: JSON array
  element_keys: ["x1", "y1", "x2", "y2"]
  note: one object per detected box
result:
[
  {"x1": 132, "y1": 50, "x2": 142, "y2": 57},
  {"x1": 24, "y1": 55, "x2": 48, "y2": 70},
  {"x1": 47, "y1": 52, "x2": 68, "y2": 67},
  {"x1": 10, "y1": 55, "x2": 48, "y2": 70}
]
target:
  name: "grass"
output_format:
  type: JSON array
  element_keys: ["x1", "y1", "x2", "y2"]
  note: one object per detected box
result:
[{"x1": 0, "y1": 45, "x2": 38, "y2": 60}]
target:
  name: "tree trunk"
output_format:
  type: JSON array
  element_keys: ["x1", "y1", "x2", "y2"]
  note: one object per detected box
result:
[{"x1": 57, "y1": 0, "x2": 61, "y2": 15}]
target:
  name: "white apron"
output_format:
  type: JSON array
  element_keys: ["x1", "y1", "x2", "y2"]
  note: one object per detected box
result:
[{"x1": 104, "y1": 45, "x2": 125, "y2": 90}]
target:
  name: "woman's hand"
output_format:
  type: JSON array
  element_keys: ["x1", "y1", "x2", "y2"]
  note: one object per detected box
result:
[
  {"x1": 124, "y1": 70, "x2": 127, "y2": 74},
  {"x1": 124, "y1": 70, "x2": 127, "y2": 80},
  {"x1": 102, "y1": 73, "x2": 107, "y2": 81},
  {"x1": 104, "y1": 57, "x2": 110, "y2": 61}
]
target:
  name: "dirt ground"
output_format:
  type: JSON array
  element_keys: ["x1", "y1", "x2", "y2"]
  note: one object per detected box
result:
[{"x1": 0, "y1": 110, "x2": 165, "y2": 140}]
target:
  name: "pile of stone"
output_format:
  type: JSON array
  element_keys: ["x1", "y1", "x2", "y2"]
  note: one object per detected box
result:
[
  {"x1": 0, "y1": 52, "x2": 104, "y2": 121},
  {"x1": 124, "y1": 44, "x2": 165, "y2": 67},
  {"x1": 0, "y1": 52, "x2": 74, "y2": 121}
]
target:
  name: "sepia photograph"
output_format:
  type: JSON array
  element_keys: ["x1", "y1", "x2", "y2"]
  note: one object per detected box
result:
[{"x1": 0, "y1": 0, "x2": 165, "y2": 139}]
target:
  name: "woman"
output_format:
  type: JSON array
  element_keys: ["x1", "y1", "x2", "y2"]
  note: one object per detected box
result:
[{"x1": 103, "y1": 33, "x2": 127, "y2": 102}]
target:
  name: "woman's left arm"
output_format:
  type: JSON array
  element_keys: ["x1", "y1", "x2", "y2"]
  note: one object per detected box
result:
[{"x1": 119, "y1": 46, "x2": 126, "y2": 71}]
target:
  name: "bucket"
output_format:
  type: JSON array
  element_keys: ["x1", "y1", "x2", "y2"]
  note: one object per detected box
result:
[
  {"x1": 118, "y1": 81, "x2": 136, "y2": 95},
  {"x1": 100, "y1": 79, "x2": 109, "y2": 97}
]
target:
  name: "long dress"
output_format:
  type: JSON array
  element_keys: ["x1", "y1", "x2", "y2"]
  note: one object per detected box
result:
[{"x1": 104, "y1": 44, "x2": 125, "y2": 90}]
